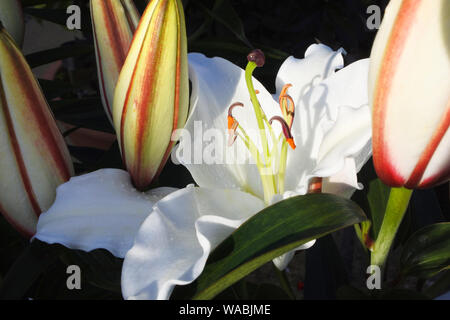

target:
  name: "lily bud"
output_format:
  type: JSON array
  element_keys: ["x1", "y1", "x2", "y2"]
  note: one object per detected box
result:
[
  {"x1": 113, "y1": 0, "x2": 189, "y2": 190},
  {"x1": 369, "y1": 0, "x2": 450, "y2": 188},
  {"x1": 91, "y1": 0, "x2": 140, "y2": 123},
  {"x1": 0, "y1": 0, "x2": 24, "y2": 47},
  {"x1": 0, "y1": 27, "x2": 74, "y2": 237}
]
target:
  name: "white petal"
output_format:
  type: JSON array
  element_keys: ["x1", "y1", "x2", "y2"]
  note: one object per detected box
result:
[
  {"x1": 272, "y1": 240, "x2": 316, "y2": 271},
  {"x1": 314, "y1": 105, "x2": 372, "y2": 178},
  {"x1": 275, "y1": 43, "x2": 345, "y2": 102},
  {"x1": 277, "y1": 45, "x2": 346, "y2": 193},
  {"x1": 174, "y1": 53, "x2": 281, "y2": 199},
  {"x1": 121, "y1": 186, "x2": 265, "y2": 300},
  {"x1": 34, "y1": 169, "x2": 176, "y2": 258},
  {"x1": 285, "y1": 58, "x2": 372, "y2": 193},
  {"x1": 322, "y1": 158, "x2": 362, "y2": 199}
]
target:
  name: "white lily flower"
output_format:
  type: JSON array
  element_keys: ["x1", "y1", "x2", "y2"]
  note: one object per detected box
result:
[
  {"x1": 35, "y1": 44, "x2": 372, "y2": 300},
  {"x1": 122, "y1": 44, "x2": 372, "y2": 298}
]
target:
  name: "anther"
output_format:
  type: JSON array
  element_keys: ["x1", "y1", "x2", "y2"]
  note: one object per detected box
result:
[
  {"x1": 308, "y1": 177, "x2": 322, "y2": 193},
  {"x1": 228, "y1": 119, "x2": 239, "y2": 146},
  {"x1": 278, "y1": 84, "x2": 295, "y2": 128},
  {"x1": 227, "y1": 102, "x2": 244, "y2": 146},
  {"x1": 279, "y1": 95, "x2": 295, "y2": 114},
  {"x1": 269, "y1": 116, "x2": 296, "y2": 149},
  {"x1": 227, "y1": 102, "x2": 244, "y2": 129},
  {"x1": 247, "y1": 49, "x2": 265, "y2": 67}
]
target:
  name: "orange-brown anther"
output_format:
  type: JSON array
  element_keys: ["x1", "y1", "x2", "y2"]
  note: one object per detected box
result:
[
  {"x1": 269, "y1": 116, "x2": 296, "y2": 150},
  {"x1": 227, "y1": 115, "x2": 235, "y2": 130},
  {"x1": 308, "y1": 177, "x2": 323, "y2": 193},
  {"x1": 227, "y1": 119, "x2": 239, "y2": 146},
  {"x1": 286, "y1": 137, "x2": 296, "y2": 150},
  {"x1": 278, "y1": 84, "x2": 295, "y2": 128},
  {"x1": 227, "y1": 102, "x2": 243, "y2": 146}
]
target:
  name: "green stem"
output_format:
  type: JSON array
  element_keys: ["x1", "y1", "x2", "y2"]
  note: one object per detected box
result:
[
  {"x1": 370, "y1": 187, "x2": 413, "y2": 270},
  {"x1": 274, "y1": 267, "x2": 296, "y2": 300}
]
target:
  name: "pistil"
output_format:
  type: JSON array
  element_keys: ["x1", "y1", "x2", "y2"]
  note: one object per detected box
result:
[{"x1": 227, "y1": 49, "x2": 297, "y2": 204}]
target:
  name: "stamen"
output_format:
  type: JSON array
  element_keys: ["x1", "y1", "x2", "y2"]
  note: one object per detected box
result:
[
  {"x1": 228, "y1": 119, "x2": 239, "y2": 146},
  {"x1": 227, "y1": 102, "x2": 244, "y2": 146},
  {"x1": 279, "y1": 84, "x2": 292, "y2": 102},
  {"x1": 227, "y1": 102, "x2": 244, "y2": 129},
  {"x1": 308, "y1": 177, "x2": 323, "y2": 193},
  {"x1": 269, "y1": 116, "x2": 296, "y2": 149},
  {"x1": 278, "y1": 84, "x2": 295, "y2": 128}
]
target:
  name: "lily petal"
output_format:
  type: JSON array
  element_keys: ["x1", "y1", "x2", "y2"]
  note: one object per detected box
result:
[
  {"x1": 275, "y1": 43, "x2": 345, "y2": 103},
  {"x1": 122, "y1": 186, "x2": 265, "y2": 300},
  {"x1": 272, "y1": 239, "x2": 316, "y2": 270},
  {"x1": 175, "y1": 53, "x2": 281, "y2": 199},
  {"x1": 322, "y1": 157, "x2": 362, "y2": 199},
  {"x1": 369, "y1": 0, "x2": 450, "y2": 188},
  {"x1": 35, "y1": 169, "x2": 176, "y2": 258},
  {"x1": 284, "y1": 56, "x2": 371, "y2": 194},
  {"x1": 0, "y1": 0, "x2": 24, "y2": 47},
  {"x1": 0, "y1": 27, "x2": 73, "y2": 237},
  {"x1": 91, "y1": 0, "x2": 139, "y2": 123}
]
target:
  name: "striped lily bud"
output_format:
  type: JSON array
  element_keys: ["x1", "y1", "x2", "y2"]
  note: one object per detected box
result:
[
  {"x1": 91, "y1": 0, "x2": 140, "y2": 123},
  {"x1": 113, "y1": 0, "x2": 189, "y2": 190},
  {"x1": 369, "y1": 0, "x2": 450, "y2": 188},
  {"x1": 0, "y1": 26, "x2": 74, "y2": 237},
  {"x1": 0, "y1": 0, "x2": 24, "y2": 46}
]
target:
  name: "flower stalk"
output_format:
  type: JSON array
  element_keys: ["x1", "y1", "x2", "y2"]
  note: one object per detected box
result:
[{"x1": 370, "y1": 187, "x2": 413, "y2": 270}]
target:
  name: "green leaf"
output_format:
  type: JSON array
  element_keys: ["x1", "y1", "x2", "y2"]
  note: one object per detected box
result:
[
  {"x1": 400, "y1": 222, "x2": 450, "y2": 279},
  {"x1": 214, "y1": 280, "x2": 291, "y2": 300},
  {"x1": 0, "y1": 241, "x2": 60, "y2": 299},
  {"x1": 352, "y1": 160, "x2": 390, "y2": 240},
  {"x1": 424, "y1": 270, "x2": 450, "y2": 299},
  {"x1": 172, "y1": 193, "x2": 367, "y2": 300},
  {"x1": 192, "y1": 0, "x2": 252, "y2": 47},
  {"x1": 25, "y1": 8, "x2": 70, "y2": 26},
  {"x1": 189, "y1": 40, "x2": 288, "y2": 61},
  {"x1": 26, "y1": 43, "x2": 94, "y2": 68}
]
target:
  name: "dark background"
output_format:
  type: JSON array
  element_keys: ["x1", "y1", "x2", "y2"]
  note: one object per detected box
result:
[{"x1": 1, "y1": 0, "x2": 449, "y2": 300}]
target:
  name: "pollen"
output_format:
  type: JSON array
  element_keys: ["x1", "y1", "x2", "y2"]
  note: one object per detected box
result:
[
  {"x1": 269, "y1": 116, "x2": 296, "y2": 150},
  {"x1": 278, "y1": 84, "x2": 295, "y2": 128},
  {"x1": 227, "y1": 102, "x2": 243, "y2": 146}
]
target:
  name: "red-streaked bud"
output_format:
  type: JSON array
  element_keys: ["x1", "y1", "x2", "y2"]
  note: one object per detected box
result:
[
  {"x1": 0, "y1": 0, "x2": 24, "y2": 47},
  {"x1": 91, "y1": 0, "x2": 140, "y2": 123},
  {"x1": 113, "y1": 0, "x2": 189, "y2": 190},
  {"x1": 369, "y1": 0, "x2": 450, "y2": 189},
  {"x1": 0, "y1": 27, "x2": 74, "y2": 237}
]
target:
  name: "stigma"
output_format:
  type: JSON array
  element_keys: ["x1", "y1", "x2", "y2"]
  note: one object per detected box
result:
[{"x1": 224, "y1": 49, "x2": 299, "y2": 203}]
